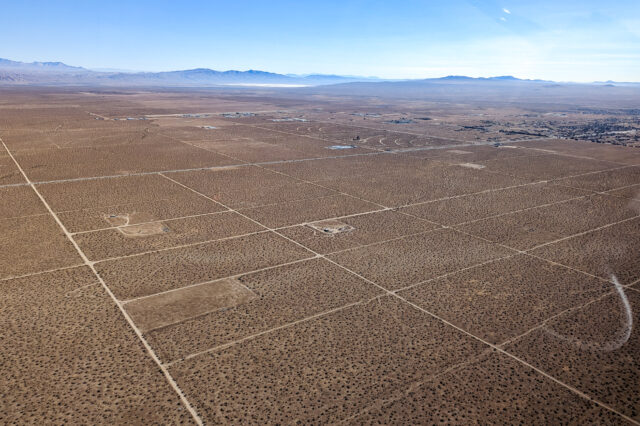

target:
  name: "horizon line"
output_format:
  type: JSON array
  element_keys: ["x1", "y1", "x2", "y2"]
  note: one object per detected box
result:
[{"x1": 2, "y1": 57, "x2": 640, "y2": 85}]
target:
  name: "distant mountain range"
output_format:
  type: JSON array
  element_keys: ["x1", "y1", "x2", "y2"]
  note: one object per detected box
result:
[
  {"x1": 0, "y1": 58, "x2": 379, "y2": 86},
  {"x1": 1, "y1": 57, "x2": 638, "y2": 88},
  {"x1": 0, "y1": 58, "x2": 85, "y2": 71}
]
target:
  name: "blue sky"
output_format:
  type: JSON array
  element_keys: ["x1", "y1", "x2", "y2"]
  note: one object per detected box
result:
[{"x1": 1, "y1": 0, "x2": 639, "y2": 81}]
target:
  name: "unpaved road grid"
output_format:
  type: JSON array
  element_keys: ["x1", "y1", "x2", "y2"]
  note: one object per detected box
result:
[{"x1": 2, "y1": 88, "x2": 640, "y2": 424}]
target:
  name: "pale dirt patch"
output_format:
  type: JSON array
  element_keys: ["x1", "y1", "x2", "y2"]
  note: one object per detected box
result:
[
  {"x1": 458, "y1": 163, "x2": 486, "y2": 170},
  {"x1": 104, "y1": 212, "x2": 155, "y2": 227},
  {"x1": 207, "y1": 164, "x2": 244, "y2": 171},
  {"x1": 308, "y1": 219, "x2": 355, "y2": 235},
  {"x1": 118, "y1": 221, "x2": 170, "y2": 237},
  {"x1": 446, "y1": 150, "x2": 472, "y2": 154},
  {"x1": 124, "y1": 278, "x2": 257, "y2": 332}
]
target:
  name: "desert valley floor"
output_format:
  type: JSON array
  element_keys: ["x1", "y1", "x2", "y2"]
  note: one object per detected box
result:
[{"x1": 1, "y1": 87, "x2": 640, "y2": 424}]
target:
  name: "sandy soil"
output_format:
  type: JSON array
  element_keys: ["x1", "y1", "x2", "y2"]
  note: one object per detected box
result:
[{"x1": 2, "y1": 86, "x2": 639, "y2": 424}]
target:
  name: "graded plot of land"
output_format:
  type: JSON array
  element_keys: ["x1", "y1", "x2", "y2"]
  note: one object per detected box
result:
[
  {"x1": 506, "y1": 290, "x2": 640, "y2": 421},
  {"x1": 513, "y1": 138, "x2": 640, "y2": 165},
  {"x1": 278, "y1": 210, "x2": 439, "y2": 254},
  {"x1": 531, "y1": 217, "x2": 640, "y2": 285},
  {"x1": 74, "y1": 211, "x2": 263, "y2": 260},
  {"x1": 0, "y1": 267, "x2": 194, "y2": 424},
  {"x1": 168, "y1": 297, "x2": 486, "y2": 424},
  {"x1": 0, "y1": 185, "x2": 47, "y2": 219},
  {"x1": 39, "y1": 174, "x2": 225, "y2": 232},
  {"x1": 167, "y1": 165, "x2": 334, "y2": 209},
  {"x1": 556, "y1": 165, "x2": 640, "y2": 193},
  {"x1": 0, "y1": 154, "x2": 26, "y2": 185},
  {"x1": 349, "y1": 351, "x2": 622, "y2": 425},
  {"x1": 125, "y1": 277, "x2": 258, "y2": 333},
  {"x1": 481, "y1": 153, "x2": 618, "y2": 181},
  {"x1": 316, "y1": 162, "x2": 527, "y2": 207},
  {"x1": 458, "y1": 194, "x2": 640, "y2": 251},
  {"x1": 239, "y1": 194, "x2": 380, "y2": 228},
  {"x1": 13, "y1": 140, "x2": 235, "y2": 181},
  {"x1": 95, "y1": 232, "x2": 312, "y2": 300},
  {"x1": 399, "y1": 254, "x2": 609, "y2": 344},
  {"x1": 0, "y1": 215, "x2": 81, "y2": 279},
  {"x1": 400, "y1": 182, "x2": 588, "y2": 226},
  {"x1": 328, "y1": 228, "x2": 512, "y2": 290},
  {"x1": 145, "y1": 258, "x2": 382, "y2": 362}
]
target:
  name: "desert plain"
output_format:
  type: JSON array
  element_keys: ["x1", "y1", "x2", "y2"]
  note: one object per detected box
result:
[{"x1": 1, "y1": 85, "x2": 640, "y2": 424}]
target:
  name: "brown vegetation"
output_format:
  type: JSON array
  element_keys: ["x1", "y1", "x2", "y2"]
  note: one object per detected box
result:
[{"x1": 2, "y1": 87, "x2": 639, "y2": 423}]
